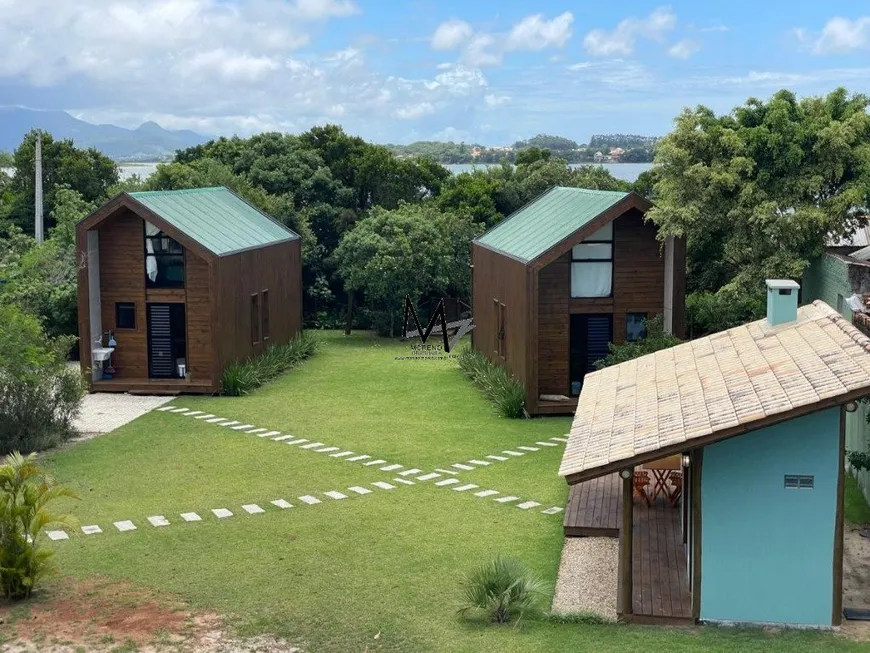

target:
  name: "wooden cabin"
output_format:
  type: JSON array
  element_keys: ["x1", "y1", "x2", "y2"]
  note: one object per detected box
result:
[
  {"x1": 472, "y1": 187, "x2": 685, "y2": 416},
  {"x1": 76, "y1": 186, "x2": 302, "y2": 394}
]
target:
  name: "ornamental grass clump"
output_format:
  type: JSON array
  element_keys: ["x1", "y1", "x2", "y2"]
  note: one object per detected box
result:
[
  {"x1": 221, "y1": 332, "x2": 320, "y2": 396},
  {"x1": 456, "y1": 346, "x2": 525, "y2": 418},
  {"x1": 458, "y1": 556, "x2": 548, "y2": 627}
]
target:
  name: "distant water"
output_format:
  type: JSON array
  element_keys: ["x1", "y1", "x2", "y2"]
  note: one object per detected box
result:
[
  {"x1": 120, "y1": 163, "x2": 160, "y2": 180},
  {"x1": 444, "y1": 162, "x2": 652, "y2": 183}
]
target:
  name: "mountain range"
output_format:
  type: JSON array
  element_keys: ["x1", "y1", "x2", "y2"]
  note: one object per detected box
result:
[{"x1": 0, "y1": 108, "x2": 208, "y2": 161}]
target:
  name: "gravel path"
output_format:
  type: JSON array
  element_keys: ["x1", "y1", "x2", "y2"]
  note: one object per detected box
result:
[
  {"x1": 73, "y1": 393, "x2": 174, "y2": 440},
  {"x1": 551, "y1": 537, "x2": 618, "y2": 621}
]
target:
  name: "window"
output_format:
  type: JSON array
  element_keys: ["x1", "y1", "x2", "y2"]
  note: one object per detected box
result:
[
  {"x1": 144, "y1": 221, "x2": 185, "y2": 288},
  {"x1": 115, "y1": 302, "x2": 136, "y2": 329},
  {"x1": 571, "y1": 222, "x2": 613, "y2": 298},
  {"x1": 261, "y1": 290, "x2": 270, "y2": 340},
  {"x1": 251, "y1": 293, "x2": 260, "y2": 345},
  {"x1": 497, "y1": 302, "x2": 506, "y2": 359},
  {"x1": 626, "y1": 313, "x2": 647, "y2": 342},
  {"x1": 784, "y1": 475, "x2": 814, "y2": 490}
]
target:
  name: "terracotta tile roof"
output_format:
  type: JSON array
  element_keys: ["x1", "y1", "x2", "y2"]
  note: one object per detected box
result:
[{"x1": 559, "y1": 301, "x2": 870, "y2": 482}]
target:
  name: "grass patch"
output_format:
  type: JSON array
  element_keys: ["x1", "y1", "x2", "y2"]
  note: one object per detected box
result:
[
  {"x1": 845, "y1": 473, "x2": 870, "y2": 525},
  {"x1": 221, "y1": 332, "x2": 319, "y2": 396},
  {"x1": 457, "y1": 345, "x2": 525, "y2": 418}
]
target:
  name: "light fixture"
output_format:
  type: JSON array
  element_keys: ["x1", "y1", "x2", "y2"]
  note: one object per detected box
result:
[
  {"x1": 619, "y1": 468, "x2": 632, "y2": 480},
  {"x1": 682, "y1": 454, "x2": 691, "y2": 468},
  {"x1": 846, "y1": 401, "x2": 859, "y2": 413}
]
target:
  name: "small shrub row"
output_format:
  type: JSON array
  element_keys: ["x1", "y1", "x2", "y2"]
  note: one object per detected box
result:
[
  {"x1": 220, "y1": 332, "x2": 320, "y2": 396},
  {"x1": 456, "y1": 346, "x2": 525, "y2": 418}
]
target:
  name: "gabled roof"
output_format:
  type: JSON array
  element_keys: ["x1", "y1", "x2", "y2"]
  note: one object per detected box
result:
[
  {"x1": 474, "y1": 186, "x2": 644, "y2": 264},
  {"x1": 559, "y1": 301, "x2": 870, "y2": 484},
  {"x1": 126, "y1": 187, "x2": 297, "y2": 257}
]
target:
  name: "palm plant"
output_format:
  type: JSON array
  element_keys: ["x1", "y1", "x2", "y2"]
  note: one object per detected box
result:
[
  {"x1": 458, "y1": 556, "x2": 548, "y2": 626},
  {"x1": 0, "y1": 451, "x2": 77, "y2": 599}
]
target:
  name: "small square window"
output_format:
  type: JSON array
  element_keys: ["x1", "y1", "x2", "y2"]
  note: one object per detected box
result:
[
  {"x1": 626, "y1": 313, "x2": 647, "y2": 342},
  {"x1": 784, "y1": 474, "x2": 814, "y2": 489},
  {"x1": 115, "y1": 302, "x2": 136, "y2": 329}
]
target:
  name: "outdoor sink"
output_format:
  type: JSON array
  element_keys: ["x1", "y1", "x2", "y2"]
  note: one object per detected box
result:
[{"x1": 92, "y1": 347, "x2": 115, "y2": 362}]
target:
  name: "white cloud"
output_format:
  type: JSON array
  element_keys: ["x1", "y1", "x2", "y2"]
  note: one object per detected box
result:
[
  {"x1": 668, "y1": 39, "x2": 700, "y2": 59},
  {"x1": 484, "y1": 94, "x2": 510, "y2": 107},
  {"x1": 394, "y1": 102, "x2": 436, "y2": 120},
  {"x1": 292, "y1": 0, "x2": 360, "y2": 20},
  {"x1": 431, "y1": 19, "x2": 473, "y2": 51},
  {"x1": 583, "y1": 7, "x2": 676, "y2": 57},
  {"x1": 178, "y1": 49, "x2": 282, "y2": 83},
  {"x1": 699, "y1": 24, "x2": 729, "y2": 33},
  {"x1": 463, "y1": 34, "x2": 502, "y2": 67},
  {"x1": 506, "y1": 12, "x2": 573, "y2": 51},
  {"x1": 803, "y1": 16, "x2": 870, "y2": 54}
]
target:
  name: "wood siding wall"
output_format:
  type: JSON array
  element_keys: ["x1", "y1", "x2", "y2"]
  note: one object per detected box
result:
[
  {"x1": 537, "y1": 208, "x2": 666, "y2": 396},
  {"x1": 213, "y1": 239, "x2": 302, "y2": 376},
  {"x1": 471, "y1": 244, "x2": 532, "y2": 409}
]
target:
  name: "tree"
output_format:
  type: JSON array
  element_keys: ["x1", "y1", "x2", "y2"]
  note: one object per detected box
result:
[
  {"x1": 515, "y1": 147, "x2": 551, "y2": 166},
  {"x1": 594, "y1": 315, "x2": 681, "y2": 368},
  {"x1": 648, "y1": 88, "x2": 870, "y2": 296}
]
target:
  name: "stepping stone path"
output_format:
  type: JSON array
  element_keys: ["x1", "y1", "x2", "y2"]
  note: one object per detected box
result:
[
  {"x1": 348, "y1": 486, "x2": 372, "y2": 495},
  {"x1": 114, "y1": 520, "x2": 137, "y2": 532},
  {"x1": 324, "y1": 491, "x2": 347, "y2": 500},
  {"x1": 148, "y1": 515, "x2": 170, "y2": 527},
  {"x1": 372, "y1": 482, "x2": 395, "y2": 490},
  {"x1": 453, "y1": 484, "x2": 478, "y2": 492},
  {"x1": 502, "y1": 450, "x2": 524, "y2": 457},
  {"x1": 261, "y1": 431, "x2": 281, "y2": 438},
  {"x1": 181, "y1": 512, "x2": 202, "y2": 522},
  {"x1": 195, "y1": 414, "x2": 215, "y2": 420},
  {"x1": 47, "y1": 530, "x2": 69, "y2": 541},
  {"x1": 398, "y1": 468, "x2": 421, "y2": 476},
  {"x1": 247, "y1": 428, "x2": 267, "y2": 434},
  {"x1": 232, "y1": 424, "x2": 255, "y2": 431},
  {"x1": 451, "y1": 463, "x2": 474, "y2": 471},
  {"x1": 330, "y1": 451, "x2": 354, "y2": 458},
  {"x1": 486, "y1": 455, "x2": 508, "y2": 462},
  {"x1": 494, "y1": 496, "x2": 519, "y2": 503},
  {"x1": 285, "y1": 438, "x2": 308, "y2": 445},
  {"x1": 393, "y1": 478, "x2": 415, "y2": 485},
  {"x1": 301, "y1": 442, "x2": 325, "y2": 449},
  {"x1": 435, "y1": 468, "x2": 458, "y2": 475},
  {"x1": 535, "y1": 441, "x2": 558, "y2": 447},
  {"x1": 273, "y1": 434, "x2": 295, "y2": 441},
  {"x1": 212, "y1": 508, "x2": 233, "y2": 518},
  {"x1": 468, "y1": 459, "x2": 490, "y2": 466},
  {"x1": 435, "y1": 478, "x2": 460, "y2": 487},
  {"x1": 299, "y1": 495, "x2": 321, "y2": 505},
  {"x1": 516, "y1": 501, "x2": 541, "y2": 510},
  {"x1": 517, "y1": 446, "x2": 539, "y2": 452},
  {"x1": 82, "y1": 525, "x2": 102, "y2": 535},
  {"x1": 219, "y1": 421, "x2": 241, "y2": 427},
  {"x1": 242, "y1": 504, "x2": 265, "y2": 514},
  {"x1": 380, "y1": 464, "x2": 402, "y2": 472},
  {"x1": 417, "y1": 473, "x2": 441, "y2": 481},
  {"x1": 347, "y1": 455, "x2": 370, "y2": 462},
  {"x1": 315, "y1": 446, "x2": 340, "y2": 453},
  {"x1": 363, "y1": 459, "x2": 387, "y2": 466},
  {"x1": 542, "y1": 507, "x2": 563, "y2": 515},
  {"x1": 474, "y1": 490, "x2": 499, "y2": 498},
  {"x1": 271, "y1": 499, "x2": 293, "y2": 509}
]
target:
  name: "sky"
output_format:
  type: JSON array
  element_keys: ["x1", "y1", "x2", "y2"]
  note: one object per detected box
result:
[{"x1": 0, "y1": 0, "x2": 868, "y2": 145}]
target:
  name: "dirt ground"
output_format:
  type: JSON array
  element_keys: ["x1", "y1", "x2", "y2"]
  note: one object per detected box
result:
[
  {"x1": 0, "y1": 579, "x2": 300, "y2": 652},
  {"x1": 841, "y1": 523, "x2": 870, "y2": 641}
]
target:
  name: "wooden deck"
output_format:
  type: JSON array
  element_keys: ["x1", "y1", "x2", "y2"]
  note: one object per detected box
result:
[
  {"x1": 91, "y1": 378, "x2": 216, "y2": 395},
  {"x1": 564, "y1": 473, "x2": 621, "y2": 537},
  {"x1": 565, "y1": 476, "x2": 692, "y2": 623},
  {"x1": 536, "y1": 398, "x2": 578, "y2": 415}
]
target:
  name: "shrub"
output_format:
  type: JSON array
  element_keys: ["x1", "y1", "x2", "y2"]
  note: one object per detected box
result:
[
  {"x1": 0, "y1": 452, "x2": 78, "y2": 599},
  {"x1": 457, "y1": 346, "x2": 525, "y2": 418},
  {"x1": 686, "y1": 290, "x2": 765, "y2": 338},
  {"x1": 221, "y1": 332, "x2": 320, "y2": 396},
  {"x1": 0, "y1": 305, "x2": 85, "y2": 454},
  {"x1": 458, "y1": 556, "x2": 548, "y2": 626},
  {"x1": 594, "y1": 315, "x2": 681, "y2": 369}
]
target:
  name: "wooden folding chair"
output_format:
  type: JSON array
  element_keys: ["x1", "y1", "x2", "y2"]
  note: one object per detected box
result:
[
  {"x1": 633, "y1": 470, "x2": 652, "y2": 507},
  {"x1": 668, "y1": 471, "x2": 683, "y2": 508}
]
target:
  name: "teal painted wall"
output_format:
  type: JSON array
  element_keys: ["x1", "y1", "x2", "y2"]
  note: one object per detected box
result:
[
  {"x1": 803, "y1": 254, "x2": 869, "y2": 504},
  {"x1": 700, "y1": 408, "x2": 840, "y2": 625}
]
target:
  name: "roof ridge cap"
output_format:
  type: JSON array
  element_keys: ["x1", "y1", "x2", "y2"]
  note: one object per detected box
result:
[{"x1": 811, "y1": 299, "x2": 870, "y2": 351}]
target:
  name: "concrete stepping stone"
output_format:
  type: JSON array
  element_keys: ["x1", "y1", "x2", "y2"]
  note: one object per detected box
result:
[
  {"x1": 380, "y1": 464, "x2": 402, "y2": 471},
  {"x1": 211, "y1": 508, "x2": 233, "y2": 518},
  {"x1": 180, "y1": 512, "x2": 202, "y2": 522},
  {"x1": 435, "y1": 468, "x2": 458, "y2": 475},
  {"x1": 468, "y1": 459, "x2": 491, "y2": 466},
  {"x1": 452, "y1": 463, "x2": 474, "y2": 471},
  {"x1": 494, "y1": 496, "x2": 519, "y2": 503},
  {"x1": 502, "y1": 450, "x2": 524, "y2": 457},
  {"x1": 219, "y1": 420, "x2": 242, "y2": 427},
  {"x1": 46, "y1": 530, "x2": 69, "y2": 541},
  {"x1": 453, "y1": 484, "x2": 479, "y2": 492},
  {"x1": 363, "y1": 459, "x2": 387, "y2": 466},
  {"x1": 271, "y1": 499, "x2": 293, "y2": 509},
  {"x1": 285, "y1": 438, "x2": 309, "y2": 445},
  {"x1": 169, "y1": 407, "x2": 191, "y2": 413},
  {"x1": 348, "y1": 486, "x2": 372, "y2": 495},
  {"x1": 517, "y1": 446, "x2": 539, "y2": 452},
  {"x1": 435, "y1": 478, "x2": 460, "y2": 487},
  {"x1": 393, "y1": 478, "x2": 415, "y2": 485},
  {"x1": 261, "y1": 431, "x2": 281, "y2": 437},
  {"x1": 474, "y1": 490, "x2": 499, "y2": 498},
  {"x1": 329, "y1": 451, "x2": 354, "y2": 458},
  {"x1": 372, "y1": 481, "x2": 396, "y2": 490},
  {"x1": 324, "y1": 491, "x2": 347, "y2": 500},
  {"x1": 242, "y1": 504, "x2": 265, "y2": 514},
  {"x1": 81, "y1": 525, "x2": 102, "y2": 535},
  {"x1": 486, "y1": 455, "x2": 508, "y2": 461},
  {"x1": 315, "y1": 446, "x2": 340, "y2": 453},
  {"x1": 517, "y1": 501, "x2": 541, "y2": 510},
  {"x1": 535, "y1": 441, "x2": 558, "y2": 447},
  {"x1": 114, "y1": 520, "x2": 137, "y2": 532},
  {"x1": 206, "y1": 417, "x2": 228, "y2": 423},
  {"x1": 347, "y1": 455, "x2": 371, "y2": 462},
  {"x1": 157, "y1": 406, "x2": 174, "y2": 412},
  {"x1": 272, "y1": 434, "x2": 295, "y2": 441},
  {"x1": 551, "y1": 437, "x2": 569, "y2": 443},
  {"x1": 185, "y1": 411, "x2": 204, "y2": 417},
  {"x1": 299, "y1": 495, "x2": 321, "y2": 505},
  {"x1": 300, "y1": 442, "x2": 325, "y2": 449},
  {"x1": 417, "y1": 473, "x2": 441, "y2": 481},
  {"x1": 398, "y1": 468, "x2": 422, "y2": 476},
  {"x1": 542, "y1": 507, "x2": 564, "y2": 515},
  {"x1": 246, "y1": 428, "x2": 267, "y2": 434},
  {"x1": 147, "y1": 515, "x2": 170, "y2": 527},
  {"x1": 194, "y1": 414, "x2": 215, "y2": 420},
  {"x1": 232, "y1": 424, "x2": 255, "y2": 431}
]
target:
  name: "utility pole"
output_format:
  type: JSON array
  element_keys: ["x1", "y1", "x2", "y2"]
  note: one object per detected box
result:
[{"x1": 34, "y1": 133, "x2": 44, "y2": 243}]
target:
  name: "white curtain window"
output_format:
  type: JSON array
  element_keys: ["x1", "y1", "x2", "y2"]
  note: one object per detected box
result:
[
  {"x1": 144, "y1": 220, "x2": 160, "y2": 282},
  {"x1": 571, "y1": 262, "x2": 612, "y2": 297},
  {"x1": 586, "y1": 222, "x2": 613, "y2": 241},
  {"x1": 571, "y1": 243, "x2": 612, "y2": 260}
]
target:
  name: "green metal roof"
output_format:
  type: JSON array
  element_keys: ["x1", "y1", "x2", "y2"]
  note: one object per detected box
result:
[
  {"x1": 475, "y1": 186, "x2": 630, "y2": 263},
  {"x1": 128, "y1": 187, "x2": 297, "y2": 256}
]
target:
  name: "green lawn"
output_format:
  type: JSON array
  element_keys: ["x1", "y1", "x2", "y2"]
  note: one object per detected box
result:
[{"x1": 32, "y1": 332, "x2": 864, "y2": 652}]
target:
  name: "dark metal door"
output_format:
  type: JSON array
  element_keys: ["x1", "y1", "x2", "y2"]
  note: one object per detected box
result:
[
  {"x1": 569, "y1": 314, "x2": 613, "y2": 395},
  {"x1": 147, "y1": 304, "x2": 174, "y2": 378}
]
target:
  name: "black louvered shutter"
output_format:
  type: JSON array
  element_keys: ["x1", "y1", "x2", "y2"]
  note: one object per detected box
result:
[
  {"x1": 584, "y1": 315, "x2": 613, "y2": 374},
  {"x1": 148, "y1": 304, "x2": 174, "y2": 378}
]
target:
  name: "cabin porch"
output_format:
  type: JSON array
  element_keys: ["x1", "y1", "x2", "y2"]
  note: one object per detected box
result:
[{"x1": 91, "y1": 377, "x2": 216, "y2": 395}]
